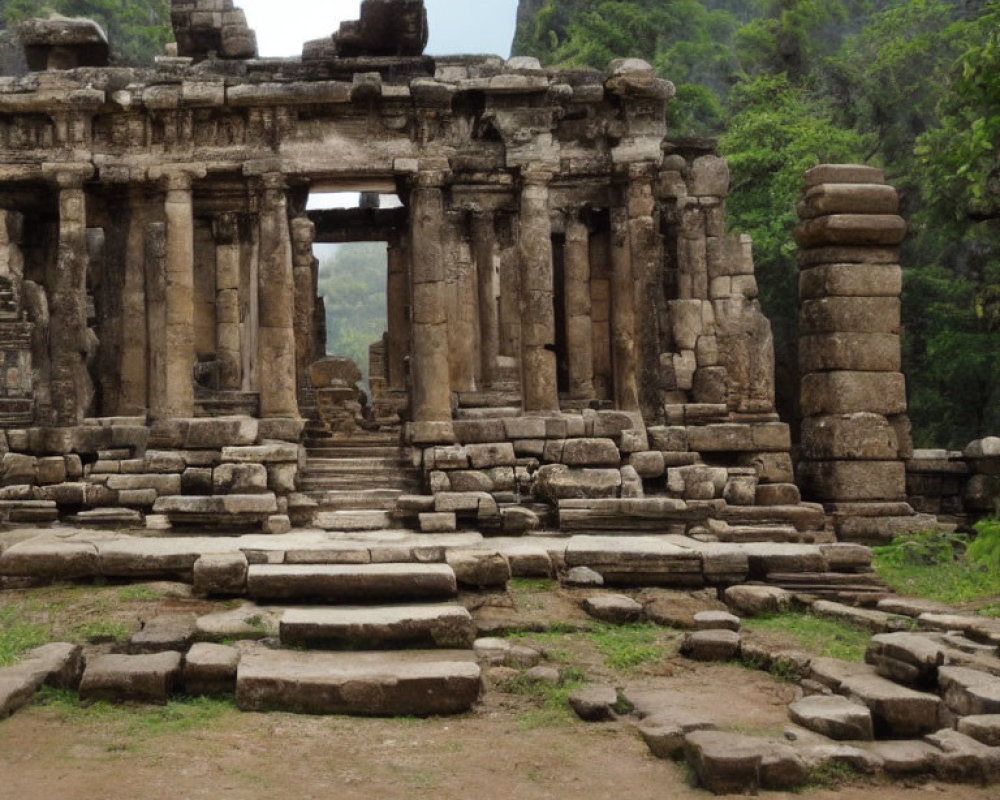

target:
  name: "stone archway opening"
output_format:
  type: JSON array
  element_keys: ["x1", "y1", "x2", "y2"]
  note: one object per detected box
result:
[{"x1": 306, "y1": 188, "x2": 409, "y2": 432}]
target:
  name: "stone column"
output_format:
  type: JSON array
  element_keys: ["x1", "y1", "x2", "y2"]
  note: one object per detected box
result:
[
  {"x1": 213, "y1": 212, "x2": 242, "y2": 391},
  {"x1": 518, "y1": 167, "x2": 559, "y2": 412},
  {"x1": 44, "y1": 163, "x2": 94, "y2": 425},
  {"x1": 446, "y1": 216, "x2": 479, "y2": 393},
  {"x1": 386, "y1": 234, "x2": 409, "y2": 391},
  {"x1": 118, "y1": 186, "x2": 149, "y2": 415},
  {"x1": 161, "y1": 169, "x2": 202, "y2": 418},
  {"x1": 472, "y1": 212, "x2": 500, "y2": 388},
  {"x1": 408, "y1": 171, "x2": 453, "y2": 426},
  {"x1": 144, "y1": 221, "x2": 168, "y2": 420},
  {"x1": 564, "y1": 212, "x2": 595, "y2": 401},
  {"x1": 627, "y1": 164, "x2": 662, "y2": 417},
  {"x1": 257, "y1": 173, "x2": 300, "y2": 419},
  {"x1": 290, "y1": 214, "x2": 316, "y2": 392},
  {"x1": 795, "y1": 165, "x2": 914, "y2": 530},
  {"x1": 610, "y1": 205, "x2": 639, "y2": 411}
]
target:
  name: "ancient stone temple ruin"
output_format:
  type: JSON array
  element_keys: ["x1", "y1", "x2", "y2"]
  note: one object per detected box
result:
[{"x1": 3, "y1": 3, "x2": 1000, "y2": 790}]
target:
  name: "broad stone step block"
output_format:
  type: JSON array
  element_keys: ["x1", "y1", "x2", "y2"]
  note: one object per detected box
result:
[
  {"x1": 314, "y1": 510, "x2": 395, "y2": 531},
  {"x1": 838, "y1": 672, "x2": 942, "y2": 737},
  {"x1": 279, "y1": 604, "x2": 475, "y2": 649},
  {"x1": 789, "y1": 694, "x2": 874, "y2": 741},
  {"x1": 235, "y1": 649, "x2": 481, "y2": 716},
  {"x1": 246, "y1": 563, "x2": 457, "y2": 603},
  {"x1": 305, "y1": 489, "x2": 403, "y2": 510},
  {"x1": 0, "y1": 539, "x2": 99, "y2": 579},
  {"x1": 79, "y1": 652, "x2": 183, "y2": 705},
  {"x1": 564, "y1": 536, "x2": 707, "y2": 587},
  {"x1": 938, "y1": 666, "x2": 1000, "y2": 717}
]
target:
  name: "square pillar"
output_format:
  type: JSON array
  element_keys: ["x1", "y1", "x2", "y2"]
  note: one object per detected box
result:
[
  {"x1": 564, "y1": 212, "x2": 595, "y2": 401},
  {"x1": 213, "y1": 212, "x2": 242, "y2": 391}
]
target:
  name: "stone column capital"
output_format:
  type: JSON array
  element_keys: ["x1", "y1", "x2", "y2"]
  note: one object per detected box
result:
[
  {"x1": 42, "y1": 162, "x2": 95, "y2": 189},
  {"x1": 150, "y1": 165, "x2": 207, "y2": 193},
  {"x1": 521, "y1": 165, "x2": 553, "y2": 187},
  {"x1": 261, "y1": 172, "x2": 288, "y2": 192},
  {"x1": 627, "y1": 161, "x2": 658, "y2": 182},
  {"x1": 414, "y1": 169, "x2": 450, "y2": 190}
]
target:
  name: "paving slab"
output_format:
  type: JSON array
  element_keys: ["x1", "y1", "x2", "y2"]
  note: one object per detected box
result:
[
  {"x1": 839, "y1": 672, "x2": 942, "y2": 737},
  {"x1": 938, "y1": 666, "x2": 1000, "y2": 716},
  {"x1": 235, "y1": 649, "x2": 481, "y2": 716},
  {"x1": 79, "y1": 652, "x2": 183, "y2": 704},
  {"x1": 279, "y1": 604, "x2": 476, "y2": 649},
  {"x1": 246, "y1": 563, "x2": 457, "y2": 603},
  {"x1": 789, "y1": 694, "x2": 874, "y2": 740}
]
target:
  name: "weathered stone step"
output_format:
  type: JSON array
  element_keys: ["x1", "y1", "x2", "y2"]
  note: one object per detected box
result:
[
  {"x1": 305, "y1": 458, "x2": 409, "y2": 471},
  {"x1": 719, "y1": 503, "x2": 827, "y2": 533},
  {"x1": 279, "y1": 604, "x2": 475, "y2": 649},
  {"x1": 246, "y1": 563, "x2": 458, "y2": 603},
  {"x1": 306, "y1": 447, "x2": 403, "y2": 459},
  {"x1": 301, "y1": 476, "x2": 420, "y2": 491},
  {"x1": 235, "y1": 648, "x2": 481, "y2": 717},
  {"x1": 304, "y1": 489, "x2": 404, "y2": 510},
  {"x1": 313, "y1": 510, "x2": 397, "y2": 531}
]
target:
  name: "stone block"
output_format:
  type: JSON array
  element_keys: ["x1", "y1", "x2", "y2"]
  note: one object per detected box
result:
[
  {"x1": 221, "y1": 443, "x2": 299, "y2": 463},
  {"x1": 680, "y1": 629, "x2": 741, "y2": 661},
  {"x1": 181, "y1": 467, "x2": 214, "y2": 495},
  {"x1": 799, "y1": 297, "x2": 900, "y2": 335},
  {"x1": 799, "y1": 332, "x2": 901, "y2": 373},
  {"x1": 568, "y1": 686, "x2": 618, "y2": 722},
  {"x1": 798, "y1": 460, "x2": 906, "y2": 502},
  {"x1": 193, "y1": 552, "x2": 248, "y2": 596},
  {"x1": 629, "y1": 451, "x2": 666, "y2": 479},
  {"x1": 723, "y1": 585, "x2": 791, "y2": 617},
  {"x1": 465, "y1": 443, "x2": 516, "y2": 469},
  {"x1": 445, "y1": 550, "x2": 510, "y2": 588},
  {"x1": 801, "y1": 413, "x2": 900, "y2": 460},
  {"x1": 800, "y1": 372, "x2": 907, "y2": 417},
  {"x1": 534, "y1": 464, "x2": 621, "y2": 503},
  {"x1": 184, "y1": 643, "x2": 240, "y2": 696},
  {"x1": 583, "y1": 594, "x2": 643, "y2": 625},
  {"x1": 799, "y1": 182, "x2": 899, "y2": 218},
  {"x1": 419, "y1": 512, "x2": 456, "y2": 533},
  {"x1": 803, "y1": 164, "x2": 885, "y2": 187},
  {"x1": 795, "y1": 214, "x2": 907, "y2": 248},
  {"x1": 561, "y1": 438, "x2": 620, "y2": 467},
  {"x1": 213, "y1": 463, "x2": 268, "y2": 494},
  {"x1": 79, "y1": 652, "x2": 183, "y2": 705},
  {"x1": 799, "y1": 263, "x2": 902, "y2": 298},
  {"x1": 790, "y1": 695, "x2": 874, "y2": 741}
]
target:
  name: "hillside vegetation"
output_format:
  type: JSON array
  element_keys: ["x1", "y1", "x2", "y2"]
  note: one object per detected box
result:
[{"x1": 515, "y1": 0, "x2": 1000, "y2": 446}]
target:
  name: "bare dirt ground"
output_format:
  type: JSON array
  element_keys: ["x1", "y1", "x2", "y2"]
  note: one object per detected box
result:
[{"x1": 1, "y1": 581, "x2": 997, "y2": 800}]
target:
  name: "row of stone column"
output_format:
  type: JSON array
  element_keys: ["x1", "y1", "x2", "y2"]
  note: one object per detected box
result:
[
  {"x1": 45, "y1": 167, "x2": 305, "y2": 425},
  {"x1": 407, "y1": 165, "x2": 651, "y2": 429}
]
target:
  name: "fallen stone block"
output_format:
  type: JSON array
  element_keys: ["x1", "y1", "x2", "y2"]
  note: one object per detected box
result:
[
  {"x1": 683, "y1": 730, "x2": 807, "y2": 794},
  {"x1": 127, "y1": 614, "x2": 197, "y2": 654},
  {"x1": 925, "y1": 728, "x2": 1000, "y2": 783},
  {"x1": 693, "y1": 610, "x2": 740, "y2": 632},
  {"x1": 681, "y1": 629, "x2": 740, "y2": 662},
  {"x1": 568, "y1": 686, "x2": 618, "y2": 722},
  {"x1": 281, "y1": 605, "x2": 475, "y2": 650},
  {"x1": 789, "y1": 694, "x2": 874, "y2": 741},
  {"x1": 79, "y1": 652, "x2": 183, "y2": 705},
  {"x1": 444, "y1": 550, "x2": 510, "y2": 589},
  {"x1": 865, "y1": 632, "x2": 944, "y2": 689},
  {"x1": 723, "y1": 584, "x2": 791, "y2": 617},
  {"x1": 938, "y1": 666, "x2": 1000, "y2": 717},
  {"x1": 958, "y1": 715, "x2": 1000, "y2": 747},
  {"x1": 839, "y1": 672, "x2": 942, "y2": 737},
  {"x1": 582, "y1": 594, "x2": 643, "y2": 625}
]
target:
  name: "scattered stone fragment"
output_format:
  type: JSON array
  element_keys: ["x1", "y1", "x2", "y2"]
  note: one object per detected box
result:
[
  {"x1": 582, "y1": 594, "x2": 643, "y2": 625},
  {"x1": 723, "y1": 584, "x2": 791, "y2": 617},
  {"x1": 693, "y1": 610, "x2": 741, "y2": 632},
  {"x1": 925, "y1": 728, "x2": 1000, "y2": 783},
  {"x1": 523, "y1": 665, "x2": 561, "y2": 685},
  {"x1": 563, "y1": 566, "x2": 604, "y2": 587},
  {"x1": 958, "y1": 715, "x2": 1000, "y2": 747},
  {"x1": 683, "y1": 730, "x2": 807, "y2": 794},
  {"x1": 445, "y1": 549, "x2": 510, "y2": 589},
  {"x1": 128, "y1": 614, "x2": 197, "y2": 654},
  {"x1": 568, "y1": 686, "x2": 618, "y2": 722},
  {"x1": 636, "y1": 712, "x2": 715, "y2": 760},
  {"x1": 788, "y1": 694, "x2": 874, "y2": 741},
  {"x1": 193, "y1": 552, "x2": 248, "y2": 597},
  {"x1": 681, "y1": 629, "x2": 741, "y2": 662},
  {"x1": 868, "y1": 739, "x2": 938, "y2": 776},
  {"x1": 938, "y1": 666, "x2": 1000, "y2": 716}
]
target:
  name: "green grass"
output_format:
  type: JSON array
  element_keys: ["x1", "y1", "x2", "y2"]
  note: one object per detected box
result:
[
  {"x1": 117, "y1": 585, "x2": 165, "y2": 603},
  {"x1": 743, "y1": 613, "x2": 871, "y2": 662},
  {"x1": 508, "y1": 578, "x2": 558, "y2": 594},
  {"x1": 0, "y1": 606, "x2": 50, "y2": 667},
  {"x1": 872, "y1": 526, "x2": 1000, "y2": 606},
  {"x1": 70, "y1": 620, "x2": 133, "y2": 643},
  {"x1": 33, "y1": 688, "x2": 237, "y2": 743},
  {"x1": 508, "y1": 623, "x2": 678, "y2": 673},
  {"x1": 504, "y1": 673, "x2": 585, "y2": 730}
]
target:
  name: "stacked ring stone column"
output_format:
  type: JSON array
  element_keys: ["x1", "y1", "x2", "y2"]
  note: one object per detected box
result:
[{"x1": 795, "y1": 164, "x2": 931, "y2": 542}]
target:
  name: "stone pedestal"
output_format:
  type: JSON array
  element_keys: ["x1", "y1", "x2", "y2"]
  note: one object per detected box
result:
[
  {"x1": 257, "y1": 173, "x2": 300, "y2": 419},
  {"x1": 519, "y1": 167, "x2": 558, "y2": 412}
]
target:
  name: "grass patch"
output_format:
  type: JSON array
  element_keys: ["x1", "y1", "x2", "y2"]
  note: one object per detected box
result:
[
  {"x1": 71, "y1": 620, "x2": 133, "y2": 643},
  {"x1": 872, "y1": 526, "x2": 1000, "y2": 606},
  {"x1": 743, "y1": 613, "x2": 871, "y2": 662},
  {"x1": 0, "y1": 606, "x2": 50, "y2": 667},
  {"x1": 33, "y1": 688, "x2": 237, "y2": 742},
  {"x1": 508, "y1": 578, "x2": 558, "y2": 594},
  {"x1": 589, "y1": 623, "x2": 676, "y2": 671},
  {"x1": 803, "y1": 760, "x2": 860, "y2": 789},
  {"x1": 117, "y1": 585, "x2": 165, "y2": 603}
]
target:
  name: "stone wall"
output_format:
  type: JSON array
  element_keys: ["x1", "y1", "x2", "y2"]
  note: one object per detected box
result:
[{"x1": 907, "y1": 438, "x2": 1000, "y2": 523}]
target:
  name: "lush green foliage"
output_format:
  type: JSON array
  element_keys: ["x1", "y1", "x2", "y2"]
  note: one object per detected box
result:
[
  {"x1": 2, "y1": 0, "x2": 171, "y2": 65},
  {"x1": 515, "y1": 0, "x2": 1000, "y2": 444},
  {"x1": 317, "y1": 243, "x2": 389, "y2": 383},
  {"x1": 872, "y1": 525, "x2": 1000, "y2": 605}
]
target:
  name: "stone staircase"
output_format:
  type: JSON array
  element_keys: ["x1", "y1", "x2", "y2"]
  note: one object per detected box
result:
[{"x1": 299, "y1": 428, "x2": 421, "y2": 532}]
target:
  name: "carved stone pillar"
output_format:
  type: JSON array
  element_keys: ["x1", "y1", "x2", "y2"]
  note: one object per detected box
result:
[
  {"x1": 118, "y1": 186, "x2": 149, "y2": 415},
  {"x1": 472, "y1": 212, "x2": 500, "y2": 388},
  {"x1": 213, "y1": 212, "x2": 242, "y2": 391},
  {"x1": 386, "y1": 234, "x2": 409, "y2": 391},
  {"x1": 290, "y1": 214, "x2": 316, "y2": 392},
  {"x1": 408, "y1": 171, "x2": 453, "y2": 423},
  {"x1": 518, "y1": 167, "x2": 559, "y2": 412},
  {"x1": 627, "y1": 164, "x2": 661, "y2": 417},
  {"x1": 611, "y1": 203, "x2": 639, "y2": 412},
  {"x1": 144, "y1": 221, "x2": 168, "y2": 420},
  {"x1": 564, "y1": 212, "x2": 595, "y2": 401},
  {"x1": 257, "y1": 173, "x2": 300, "y2": 419},
  {"x1": 44, "y1": 163, "x2": 94, "y2": 425},
  {"x1": 161, "y1": 169, "x2": 201, "y2": 418}
]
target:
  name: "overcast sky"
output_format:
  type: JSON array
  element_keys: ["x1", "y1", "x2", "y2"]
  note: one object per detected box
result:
[{"x1": 239, "y1": 0, "x2": 519, "y2": 59}]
